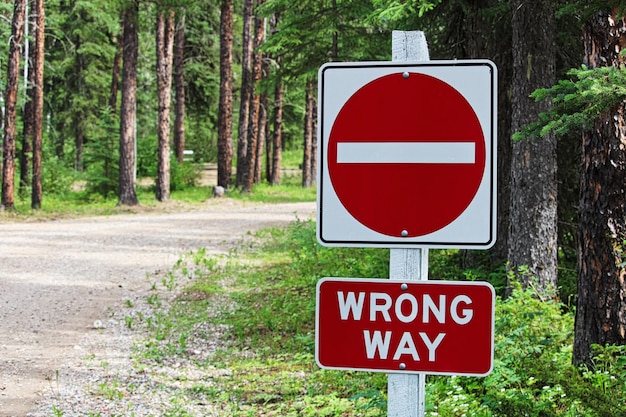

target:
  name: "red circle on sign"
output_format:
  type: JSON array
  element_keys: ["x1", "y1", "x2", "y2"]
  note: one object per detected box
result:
[{"x1": 328, "y1": 72, "x2": 485, "y2": 237}]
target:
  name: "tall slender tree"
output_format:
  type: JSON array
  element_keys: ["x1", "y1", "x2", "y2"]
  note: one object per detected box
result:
[
  {"x1": 110, "y1": 25, "x2": 124, "y2": 113},
  {"x1": 243, "y1": 2, "x2": 265, "y2": 192},
  {"x1": 155, "y1": 8, "x2": 176, "y2": 202},
  {"x1": 118, "y1": 2, "x2": 139, "y2": 206},
  {"x1": 217, "y1": 0, "x2": 234, "y2": 189},
  {"x1": 301, "y1": 81, "x2": 315, "y2": 188},
  {"x1": 2, "y1": 0, "x2": 27, "y2": 210},
  {"x1": 269, "y1": 80, "x2": 283, "y2": 185},
  {"x1": 235, "y1": 0, "x2": 255, "y2": 188},
  {"x1": 30, "y1": 0, "x2": 44, "y2": 209},
  {"x1": 173, "y1": 11, "x2": 186, "y2": 163},
  {"x1": 20, "y1": 0, "x2": 35, "y2": 198},
  {"x1": 507, "y1": 0, "x2": 558, "y2": 295}
]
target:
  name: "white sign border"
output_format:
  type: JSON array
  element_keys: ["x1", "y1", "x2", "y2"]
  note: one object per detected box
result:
[{"x1": 317, "y1": 60, "x2": 498, "y2": 249}]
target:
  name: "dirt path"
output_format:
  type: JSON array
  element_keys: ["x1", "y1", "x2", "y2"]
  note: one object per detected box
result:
[{"x1": 0, "y1": 200, "x2": 316, "y2": 417}]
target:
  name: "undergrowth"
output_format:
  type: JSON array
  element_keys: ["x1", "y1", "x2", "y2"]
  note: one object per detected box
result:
[{"x1": 132, "y1": 219, "x2": 626, "y2": 416}]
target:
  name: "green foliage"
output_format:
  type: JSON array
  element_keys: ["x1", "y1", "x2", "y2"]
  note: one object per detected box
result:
[
  {"x1": 42, "y1": 155, "x2": 80, "y2": 197},
  {"x1": 261, "y1": 0, "x2": 390, "y2": 81},
  {"x1": 83, "y1": 109, "x2": 120, "y2": 198},
  {"x1": 370, "y1": 0, "x2": 442, "y2": 25},
  {"x1": 170, "y1": 160, "x2": 201, "y2": 191},
  {"x1": 129, "y1": 220, "x2": 626, "y2": 416},
  {"x1": 427, "y1": 279, "x2": 626, "y2": 417},
  {"x1": 228, "y1": 174, "x2": 317, "y2": 202},
  {"x1": 515, "y1": 66, "x2": 626, "y2": 140}
]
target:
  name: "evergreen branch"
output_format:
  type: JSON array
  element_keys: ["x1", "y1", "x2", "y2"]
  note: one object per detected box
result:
[{"x1": 514, "y1": 66, "x2": 626, "y2": 140}]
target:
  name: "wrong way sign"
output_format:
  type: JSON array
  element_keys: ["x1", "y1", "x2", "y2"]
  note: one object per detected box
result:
[
  {"x1": 316, "y1": 278, "x2": 495, "y2": 376},
  {"x1": 317, "y1": 61, "x2": 497, "y2": 248}
]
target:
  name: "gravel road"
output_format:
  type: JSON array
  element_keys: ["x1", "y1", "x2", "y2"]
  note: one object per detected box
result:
[{"x1": 0, "y1": 200, "x2": 316, "y2": 417}]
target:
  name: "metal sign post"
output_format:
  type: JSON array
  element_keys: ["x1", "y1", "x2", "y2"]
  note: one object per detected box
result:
[{"x1": 388, "y1": 30, "x2": 429, "y2": 417}]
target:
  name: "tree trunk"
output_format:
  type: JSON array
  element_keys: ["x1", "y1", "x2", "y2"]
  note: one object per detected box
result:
[
  {"x1": 74, "y1": 42, "x2": 85, "y2": 171},
  {"x1": 269, "y1": 81, "x2": 283, "y2": 185},
  {"x1": 302, "y1": 81, "x2": 314, "y2": 188},
  {"x1": 109, "y1": 24, "x2": 124, "y2": 113},
  {"x1": 173, "y1": 11, "x2": 186, "y2": 164},
  {"x1": 310, "y1": 93, "x2": 318, "y2": 186},
  {"x1": 460, "y1": 0, "x2": 513, "y2": 264},
  {"x1": 20, "y1": 0, "x2": 35, "y2": 198},
  {"x1": 573, "y1": 8, "x2": 626, "y2": 367},
  {"x1": 507, "y1": 0, "x2": 558, "y2": 296},
  {"x1": 31, "y1": 0, "x2": 44, "y2": 209},
  {"x1": 243, "y1": 5, "x2": 265, "y2": 193},
  {"x1": 155, "y1": 9, "x2": 175, "y2": 202},
  {"x1": 217, "y1": 0, "x2": 234, "y2": 189},
  {"x1": 2, "y1": 0, "x2": 26, "y2": 210},
  {"x1": 235, "y1": 0, "x2": 254, "y2": 188},
  {"x1": 256, "y1": 89, "x2": 268, "y2": 184},
  {"x1": 118, "y1": 3, "x2": 139, "y2": 206}
]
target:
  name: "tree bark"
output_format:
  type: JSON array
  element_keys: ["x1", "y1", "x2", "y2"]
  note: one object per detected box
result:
[
  {"x1": 302, "y1": 81, "x2": 314, "y2": 188},
  {"x1": 243, "y1": 5, "x2": 265, "y2": 193},
  {"x1": 256, "y1": 89, "x2": 268, "y2": 184},
  {"x1": 217, "y1": 0, "x2": 234, "y2": 189},
  {"x1": 20, "y1": 0, "x2": 35, "y2": 197},
  {"x1": 2, "y1": 0, "x2": 26, "y2": 210},
  {"x1": 507, "y1": 0, "x2": 558, "y2": 296},
  {"x1": 155, "y1": 9, "x2": 175, "y2": 202},
  {"x1": 109, "y1": 24, "x2": 124, "y2": 113},
  {"x1": 573, "y1": 8, "x2": 626, "y2": 367},
  {"x1": 173, "y1": 11, "x2": 186, "y2": 164},
  {"x1": 31, "y1": 0, "x2": 44, "y2": 209},
  {"x1": 310, "y1": 93, "x2": 318, "y2": 186},
  {"x1": 118, "y1": 3, "x2": 139, "y2": 206},
  {"x1": 269, "y1": 81, "x2": 283, "y2": 185},
  {"x1": 235, "y1": 0, "x2": 254, "y2": 188}
]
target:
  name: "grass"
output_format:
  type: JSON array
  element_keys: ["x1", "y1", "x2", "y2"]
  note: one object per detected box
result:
[
  {"x1": 122, "y1": 220, "x2": 626, "y2": 417},
  {"x1": 7, "y1": 155, "x2": 623, "y2": 416},
  {"x1": 127, "y1": 220, "x2": 390, "y2": 416},
  {"x1": 0, "y1": 172, "x2": 315, "y2": 222}
]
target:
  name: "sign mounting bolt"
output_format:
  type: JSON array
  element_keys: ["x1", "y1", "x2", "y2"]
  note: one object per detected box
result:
[
  {"x1": 399, "y1": 363, "x2": 407, "y2": 370},
  {"x1": 402, "y1": 71, "x2": 409, "y2": 79},
  {"x1": 401, "y1": 283, "x2": 408, "y2": 291},
  {"x1": 401, "y1": 230, "x2": 409, "y2": 237}
]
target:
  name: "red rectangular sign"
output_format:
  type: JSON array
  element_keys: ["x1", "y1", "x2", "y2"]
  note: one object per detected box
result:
[{"x1": 315, "y1": 278, "x2": 495, "y2": 376}]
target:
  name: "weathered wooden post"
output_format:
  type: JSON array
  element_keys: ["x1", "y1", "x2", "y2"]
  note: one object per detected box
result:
[{"x1": 387, "y1": 30, "x2": 430, "y2": 417}]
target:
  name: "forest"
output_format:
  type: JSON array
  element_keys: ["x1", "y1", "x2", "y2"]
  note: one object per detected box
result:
[{"x1": 1, "y1": 0, "x2": 626, "y2": 414}]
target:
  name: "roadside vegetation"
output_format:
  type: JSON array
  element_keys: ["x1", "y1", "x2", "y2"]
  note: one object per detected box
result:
[
  {"x1": 0, "y1": 150, "x2": 315, "y2": 221},
  {"x1": 7, "y1": 155, "x2": 624, "y2": 416},
  {"x1": 116, "y1": 219, "x2": 625, "y2": 416}
]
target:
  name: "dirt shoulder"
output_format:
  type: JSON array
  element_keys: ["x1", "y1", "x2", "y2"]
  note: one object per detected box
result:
[{"x1": 0, "y1": 199, "x2": 316, "y2": 417}]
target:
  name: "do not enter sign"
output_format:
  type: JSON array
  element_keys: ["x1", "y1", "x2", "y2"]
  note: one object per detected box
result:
[{"x1": 317, "y1": 61, "x2": 497, "y2": 248}]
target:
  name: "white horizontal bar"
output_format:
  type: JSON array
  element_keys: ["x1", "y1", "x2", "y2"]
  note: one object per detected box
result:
[{"x1": 336, "y1": 142, "x2": 475, "y2": 164}]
